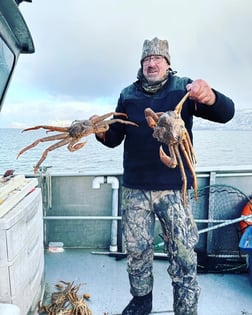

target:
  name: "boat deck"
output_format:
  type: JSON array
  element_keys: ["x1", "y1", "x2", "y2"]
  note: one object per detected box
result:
[{"x1": 44, "y1": 248, "x2": 252, "y2": 315}]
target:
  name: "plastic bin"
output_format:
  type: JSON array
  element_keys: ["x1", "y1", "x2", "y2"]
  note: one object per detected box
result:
[{"x1": 239, "y1": 226, "x2": 252, "y2": 284}]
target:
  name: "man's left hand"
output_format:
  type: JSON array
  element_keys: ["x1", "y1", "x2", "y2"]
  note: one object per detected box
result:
[{"x1": 186, "y1": 79, "x2": 216, "y2": 105}]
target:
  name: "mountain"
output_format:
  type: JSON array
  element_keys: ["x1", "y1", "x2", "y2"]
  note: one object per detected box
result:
[{"x1": 193, "y1": 108, "x2": 252, "y2": 130}]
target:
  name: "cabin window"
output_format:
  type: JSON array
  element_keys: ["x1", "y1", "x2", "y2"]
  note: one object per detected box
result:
[{"x1": 0, "y1": 38, "x2": 14, "y2": 105}]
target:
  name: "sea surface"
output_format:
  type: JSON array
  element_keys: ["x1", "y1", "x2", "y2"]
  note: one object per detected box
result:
[{"x1": 0, "y1": 128, "x2": 251, "y2": 175}]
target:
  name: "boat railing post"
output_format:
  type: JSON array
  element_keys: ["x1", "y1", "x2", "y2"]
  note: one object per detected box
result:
[
  {"x1": 107, "y1": 176, "x2": 119, "y2": 252},
  {"x1": 92, "y1": 176, "x2": 119, "y2": 252}
]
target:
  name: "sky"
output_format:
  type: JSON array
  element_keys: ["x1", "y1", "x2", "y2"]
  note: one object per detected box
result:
[{"x1": 1, "y1": 0, "x2": 251, "y2": 128}]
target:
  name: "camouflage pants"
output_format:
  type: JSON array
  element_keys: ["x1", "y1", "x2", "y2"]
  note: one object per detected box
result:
[{"x1": 121, "y1": 187, "x2": 200, "y2": 315}]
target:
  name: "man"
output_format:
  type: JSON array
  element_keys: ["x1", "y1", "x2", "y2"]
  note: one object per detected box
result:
[{"x1": 95, "y1": 37, "x2": 235, "y2": 315}]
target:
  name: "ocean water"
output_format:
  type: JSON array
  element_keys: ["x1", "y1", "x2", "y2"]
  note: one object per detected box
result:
[{"x1": 0, "y1": 128, "x2": 251, "y2": 175}]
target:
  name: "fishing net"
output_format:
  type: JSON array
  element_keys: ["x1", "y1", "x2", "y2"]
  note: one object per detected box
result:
[{"x1": 190, "y1": 184, "x2": 252, "y2": 272}]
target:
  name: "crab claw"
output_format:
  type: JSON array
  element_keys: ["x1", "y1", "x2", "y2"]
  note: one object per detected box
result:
[
  {"x1": 159, "y1": 145, "x2": 177, "y2": 168},
  {"x1": 144, "y1": 108, "x2": 160, "y2": 129},
  {"x1": 145, "y1": 115, "x2": 157, "y2": 129}
]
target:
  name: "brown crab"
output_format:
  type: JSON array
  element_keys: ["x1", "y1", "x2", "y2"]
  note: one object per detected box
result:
[
  {"x1": 144, "y1": 92, "x2": 197, "y2": 207},
  {"x1": 17, "y1": 112, "x2": 138, "y2": 173},
  {"x1": 37, "y1": 281, "x2": 74, "y2": 315},
  {"x1": 38, "y1": 281, "x2": 92, "y2": 315},
  {"x1": 66, "y1": 284, "x2": 92, "y2": 315}
]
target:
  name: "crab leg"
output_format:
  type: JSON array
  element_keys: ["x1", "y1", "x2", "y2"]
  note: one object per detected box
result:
[
  {"x1": 67, "y1": 140, "x2": 87, "y2": 152},
  {"x1": 144, "y1": 108, "x2": 164, "y2": 129},
  {"x1": 104, "y1": 118, "x2": 138, "y2": 127},
  {"x1": 144, "y1": 108, "x2": 159, "y2": 128},
  {"x1": 159, "y1": 145, "x2": 177, "y2": 168},
  {"x1": 22, "y1": 125, "x2": 69, "y2": 133},
  {"x1": 174, "y1": 91, "x2": 190, "y2": 115},
  {"x1": 183, "y1": 132, "x2": 197, "y2": 164},
  {"x1": 180, "y1": 142, "x2": 198, "y2": 202},
  {"x1": 174, "y1": 145, "x2": 187, "y2": 208},
  {"x1": 33, "y1": 138, "x2": 72, "y2": 173},
  {"x1": 91, "y1": 112, "x2": 128, "y2": 124},
  {"x1": 17, "y1": 133, "x2": 69, "y2": 158}
]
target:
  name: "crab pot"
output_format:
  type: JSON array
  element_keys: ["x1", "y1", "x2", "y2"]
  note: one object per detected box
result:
[{"x1": 239, "y1": 226, "x2": 252, "y2": 285}]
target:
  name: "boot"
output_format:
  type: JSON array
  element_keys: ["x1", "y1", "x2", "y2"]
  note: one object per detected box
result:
[{"x1": 122, "y1": 291, "x2": 152, "y2": 315}]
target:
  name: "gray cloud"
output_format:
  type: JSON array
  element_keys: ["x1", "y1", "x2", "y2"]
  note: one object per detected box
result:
[
  {"x1": 2, "y1": 0, "x2": 251, "y2": 127},
  {"x1": 17, "y1": 1, "x2": 251, "y2": 102}
]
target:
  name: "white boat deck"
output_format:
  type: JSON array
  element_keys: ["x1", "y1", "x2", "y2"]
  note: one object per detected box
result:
[{"x1": 44, "y1": 248, "x2": 252, "y2": 315}]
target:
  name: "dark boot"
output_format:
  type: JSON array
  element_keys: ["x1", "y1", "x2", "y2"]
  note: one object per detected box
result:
[{"x1": 122, "y1": 291, "x2": 152, "y2": 315}]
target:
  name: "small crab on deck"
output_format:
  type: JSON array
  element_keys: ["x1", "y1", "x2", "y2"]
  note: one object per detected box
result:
[
  {"x1": 144, "y1": 92, "x2": 197, "y2": 207},
  {"x1": 38, "y1": 280, "x2": 92, "y2": 315},
  {"x1": 17, "y1": 112, "x2": 138, "y2": 173}
]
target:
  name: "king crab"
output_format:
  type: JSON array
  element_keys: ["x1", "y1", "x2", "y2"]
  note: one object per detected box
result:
[
  {"x1": 144, "y1": 92, "x2": 197, "y2": 207},
  {"x1": 17, "y1": 112, "x2": 138, "y2": 173}
]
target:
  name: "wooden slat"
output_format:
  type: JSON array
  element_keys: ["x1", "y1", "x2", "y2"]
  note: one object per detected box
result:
[
  {"x1": 0, "y1": 175, "x2": 26, "y2": 200},
  {"x1": 0, "y1": 178, "x2": 38, "y2": 218}
]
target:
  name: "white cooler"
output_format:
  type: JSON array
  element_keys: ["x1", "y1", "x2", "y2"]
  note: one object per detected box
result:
[{"x1": 0, "y1": 175, "x2": 44, "y2": 315}]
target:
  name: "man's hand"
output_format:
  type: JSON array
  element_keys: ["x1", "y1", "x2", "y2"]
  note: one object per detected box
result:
[
  {"x1": 89, "y1": 114, "x2": 106, "y2": 140},
  {"x1": 186, "y1": 79, "x2": 216, "y2": 105}
]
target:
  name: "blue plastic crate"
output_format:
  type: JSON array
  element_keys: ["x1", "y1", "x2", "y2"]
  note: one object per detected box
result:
[
  {"x1": 239, "y1": 226, "x2": 252, "y2": 253},
  {"x1": 239, "y1": 226, "x2": 252, "y2": 284}
]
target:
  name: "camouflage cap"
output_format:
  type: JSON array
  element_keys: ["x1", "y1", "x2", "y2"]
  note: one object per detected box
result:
[{"x1": 141, "y1": 37, "x2": 171, "y2": 65}]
